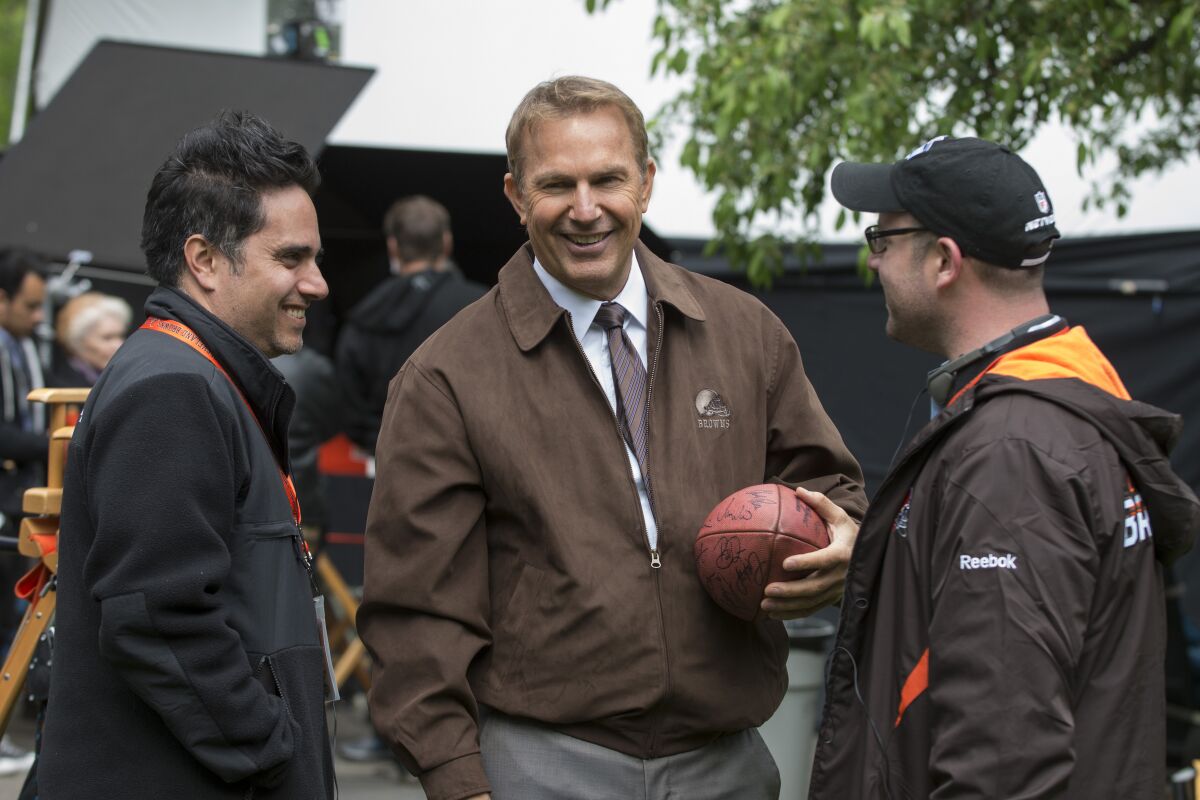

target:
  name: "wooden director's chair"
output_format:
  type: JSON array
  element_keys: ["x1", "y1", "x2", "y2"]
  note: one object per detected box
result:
[{"x1": 0, "y1": 387, "x2": 88, "y2": 736}]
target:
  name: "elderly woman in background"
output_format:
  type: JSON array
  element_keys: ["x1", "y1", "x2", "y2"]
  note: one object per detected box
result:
[{"x1": 49, "y1": 292, "x2": 132, "y2": 387}]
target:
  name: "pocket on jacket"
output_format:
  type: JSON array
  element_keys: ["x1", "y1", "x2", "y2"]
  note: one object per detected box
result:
[
  {"x1": 490, "y1": 559, "x2": 548, "y2": 690},
  {"x1": 251, "y1": 647, "x2": 333, "y2": 800},
  {"x1": 231, "y1": 520, "x2": 317, "y2": 654}
]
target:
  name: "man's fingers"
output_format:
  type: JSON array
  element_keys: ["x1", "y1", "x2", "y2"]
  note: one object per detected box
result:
[
  {"x1": 765, "y1": 570, "x2": 841, "y2": 599},
  {"x1": 758, "y1": 487, "x2": 859, "y2": 619},
  {"x1": 761, "y1": 579, "x2": 843, "y2": 619},
  {"x1": 781, "y1": 545, "x2": 846, "y2": 574},
  {"x1": 795, "y1": 485, "x2": 850, "y2": 527}
]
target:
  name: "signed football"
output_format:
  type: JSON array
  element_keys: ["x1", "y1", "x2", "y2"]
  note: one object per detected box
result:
[{"x1": 694, "y1": 483, "x2": 830, "y2": 621}]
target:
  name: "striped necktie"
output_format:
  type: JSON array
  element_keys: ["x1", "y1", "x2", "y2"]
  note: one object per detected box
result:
[{"x1": 594, "y1": 302, "x2": 650, "y2": 482}]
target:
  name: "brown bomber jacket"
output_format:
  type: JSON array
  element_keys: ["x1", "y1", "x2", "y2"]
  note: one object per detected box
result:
[{"x1": 359, "y1": 242, "x2": 867, "y2": 800}]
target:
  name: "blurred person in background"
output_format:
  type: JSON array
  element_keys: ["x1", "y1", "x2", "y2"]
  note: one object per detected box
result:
[
  {"x1": 333, "y1": 194, "x2": 487, "y2": 768},
  {"x1": 336, "y1": 194, "x2": 486, "y2": 456},
  {"x1": 48, "y1": 292, "x2": 133, "y2": 387},
  {"x1": 0, "y1": 247, "x2": 45, "y2": 778}
]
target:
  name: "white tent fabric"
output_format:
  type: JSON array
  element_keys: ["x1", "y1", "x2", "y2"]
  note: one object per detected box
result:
[{"x1": 35, "y1": 0, "x2": 267, "y2": 109}]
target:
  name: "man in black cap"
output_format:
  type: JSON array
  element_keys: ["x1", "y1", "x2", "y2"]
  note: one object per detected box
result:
[{"x1": 806, "y1": 136, "x2": 1199, "y2": 799}]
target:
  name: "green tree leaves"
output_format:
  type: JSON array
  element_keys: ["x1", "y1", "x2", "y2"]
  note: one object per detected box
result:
[{"x1": 587, "y1": 0, "x2": 1200, "y2": 287}]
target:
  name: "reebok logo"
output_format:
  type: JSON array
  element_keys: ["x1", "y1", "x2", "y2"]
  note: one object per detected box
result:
[{"x1": 959, "y1": 553, "x2": 1017, "y2": 571}]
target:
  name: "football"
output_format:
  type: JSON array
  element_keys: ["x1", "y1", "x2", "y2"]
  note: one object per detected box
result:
[{"x1": 694, "y1": 483, "x2": 830, "y2": 621}]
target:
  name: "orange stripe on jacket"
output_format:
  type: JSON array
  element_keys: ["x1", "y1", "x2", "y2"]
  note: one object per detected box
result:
[
  {"x1": 895, "y1": 648, "x2": 929, "y2": 727},
  {"x1": 949, "y1": 326, "x2": 1130, "y2": 407}
]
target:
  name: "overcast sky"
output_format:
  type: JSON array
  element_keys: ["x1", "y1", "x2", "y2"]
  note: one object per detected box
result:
[{"x1": 330, "y1": 0, "x2": 1198, "y2": 242}]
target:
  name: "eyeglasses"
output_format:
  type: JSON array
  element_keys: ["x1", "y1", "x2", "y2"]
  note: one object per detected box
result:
[{"x1": 864, "y1": 225, "x2": 929, "y2": 254}]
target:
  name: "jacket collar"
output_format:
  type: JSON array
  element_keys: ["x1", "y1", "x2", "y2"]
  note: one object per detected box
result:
[
  {"x1": 498, "y1": 241, "x2": 705, "y2": 352},
  {"x1": 144, "y1": 286, "x2": 295, "y2": 464}
]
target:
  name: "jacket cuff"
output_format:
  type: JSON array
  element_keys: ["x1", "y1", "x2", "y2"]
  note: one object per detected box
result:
[{"x1": 418, "y1": 752, "x2": 491, "y2": 800}]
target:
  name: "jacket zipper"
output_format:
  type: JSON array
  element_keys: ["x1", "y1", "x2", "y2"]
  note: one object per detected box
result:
[
  {"x1": 245, "y1": 656, "x2": 286, "y2": 800},
  {"x1": 645, "y1": 302, "x2": 670, "y2": 758},
  {"x1": 813, "y1": 406, "x2": 972, "y2": 796},
  {"x1": 565, "y1": 310, "x2": 661, "y2": 568},
  {"x1": 564, "y1": 306, "x2": 672, "y2": 756},
  {"x1": 643, "y1": 303, "x2": 665, "y2": 568}
]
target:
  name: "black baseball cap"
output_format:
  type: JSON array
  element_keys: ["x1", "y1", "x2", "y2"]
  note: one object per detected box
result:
[{"x1": 831, "y1": 136, "x2": 1060, "y2": 268}]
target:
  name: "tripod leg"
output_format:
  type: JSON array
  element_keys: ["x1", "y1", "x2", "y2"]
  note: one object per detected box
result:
[
  {"x1": 316, "y1": 553, "x2": 359, "y2": 624},
  {"x1": 334, "y1": 636, "x2": 369, "y2": 690},
  {"x1": 0, "y1": 588, "x2": 55, "y2": 736}
]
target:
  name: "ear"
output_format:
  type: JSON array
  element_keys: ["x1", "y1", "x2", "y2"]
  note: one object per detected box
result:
[
  {"x1": 932, "y1": 236, "x2": 964, "y2": 291},
  {"x1": 503, "y1": 173, "x2": 527, "y2": 225},
  {"x1": 442, "y1": 230, "x2": 453, "y2": 258},
  {"x1": 385, "y1": 236, "x2": 400, "y2": 263},
  {"x1": 182, "y1": 234, "x2": 224, "y2": 292},
  {"x1": 639, "y1": 158, "x2": 657, "y2": 213}
]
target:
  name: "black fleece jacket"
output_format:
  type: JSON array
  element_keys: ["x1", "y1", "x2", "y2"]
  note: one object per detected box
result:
[
  {"x1": 39, "y1": 287, "x2": 334, "y2": 799},
  {"x1": 336, "y1": 266, "x2": 485, "y2": 453}
]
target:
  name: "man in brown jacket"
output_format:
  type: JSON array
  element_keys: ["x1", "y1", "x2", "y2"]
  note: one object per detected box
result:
[
  {"x1": 358, "y1": 76, "x2": 867, "y2": 800},
  {"x1": 812, "y1": 136, "x2": 1200, "y2": 798}
]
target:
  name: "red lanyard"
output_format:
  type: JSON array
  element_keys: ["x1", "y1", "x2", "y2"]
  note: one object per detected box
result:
[{"x1": 140, "y1": 317, "x2": 303, "y2": 530}]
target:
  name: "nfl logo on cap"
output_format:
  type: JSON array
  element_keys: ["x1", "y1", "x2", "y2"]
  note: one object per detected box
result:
[{"x1": 1035, "y1": 191, "x2": 1050, "y2": 213}]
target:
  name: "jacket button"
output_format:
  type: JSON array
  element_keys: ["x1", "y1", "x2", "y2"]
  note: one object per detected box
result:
[{"x1": 854, "y1": 597, "x2": 869, "y2": 609}]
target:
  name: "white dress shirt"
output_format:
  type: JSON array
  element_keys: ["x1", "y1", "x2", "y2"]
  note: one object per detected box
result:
[{"x1": 532, "y1": 254, "x2": 659, "y2": 555}]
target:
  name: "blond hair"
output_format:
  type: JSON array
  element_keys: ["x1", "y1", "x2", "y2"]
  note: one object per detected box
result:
[
  {"x1": 56, "y1": 292, "x2": 132, "y2": 353},
  {"x1": 505, "y1": 76, "x2": 649, "y2": 188}
]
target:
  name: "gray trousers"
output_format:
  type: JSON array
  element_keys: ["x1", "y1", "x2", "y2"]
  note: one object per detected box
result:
[{"x1": 479, "y1": 709, "x2": 781, "y2": 800}]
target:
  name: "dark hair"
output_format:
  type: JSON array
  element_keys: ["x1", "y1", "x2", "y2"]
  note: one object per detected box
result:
[
  {"x1": 382, "y1": 195, "x2": 451, "y2": 263},
  {"x1": 0, "y1": 248, "x2": 46, "y2": 298},
  {"x1": 140, "y1": 110, "x2": 320, "y2": 286}
]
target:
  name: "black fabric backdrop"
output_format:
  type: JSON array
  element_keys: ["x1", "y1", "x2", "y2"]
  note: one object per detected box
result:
[
  {"x1": 679, "y1": 232, "x2": 1200, "y2": 632},
  {"x1": 674, "y1": 231, "x2": 1200, "y2": 494}
]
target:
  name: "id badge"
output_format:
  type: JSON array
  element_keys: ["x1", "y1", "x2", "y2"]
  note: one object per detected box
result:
[{"x1": 313, "y1": 594, "x2": 341, "y2": 703}]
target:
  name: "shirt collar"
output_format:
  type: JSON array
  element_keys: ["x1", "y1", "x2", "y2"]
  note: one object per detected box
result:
[{"x1": 531, "y1": 253, "x2": 650, "y2": 342}]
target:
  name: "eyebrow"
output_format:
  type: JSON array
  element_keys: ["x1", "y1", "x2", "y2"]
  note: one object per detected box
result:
[
  {"x1": 273, "y1": 244, "x2": 323, "y2": 262},
  {"x1": 533, "y1": 166, "x2": 630, "y2": 187}
]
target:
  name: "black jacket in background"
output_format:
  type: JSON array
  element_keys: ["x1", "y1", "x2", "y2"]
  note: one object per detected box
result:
[
  {"x1": 272, "y1": 348, "x2": 339, "y2": 532},
  {"x1": 40, "y1": 287, "x2": 334, "y2": 799},
  {"x1": 336, "y1": 266, "x2": 486, "y2": 453}
]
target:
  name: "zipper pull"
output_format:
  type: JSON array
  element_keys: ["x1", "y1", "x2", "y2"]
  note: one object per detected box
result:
[
  {"x1": 294, "y1": 525, "x2": 321, "y2": 597},
  {"x1": 650, "y1": 549, "x2": 661, "y2": 569}
]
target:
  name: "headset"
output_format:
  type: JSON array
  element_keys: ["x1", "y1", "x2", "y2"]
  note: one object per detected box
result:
[{"x1": 925, "y1": 314, "x2": 1067, "y2": 407}]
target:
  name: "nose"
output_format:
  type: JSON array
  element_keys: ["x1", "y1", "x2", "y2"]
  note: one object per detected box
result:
[
  {"x1": 299, "y1": 260, "x2": 329, "y2": 301},
  {"x1": 867, "y1": 251, "x2": 882, "y2": 274},
  {"x1": 569, "y1": 182, "x2": 601, "y2": 223}
]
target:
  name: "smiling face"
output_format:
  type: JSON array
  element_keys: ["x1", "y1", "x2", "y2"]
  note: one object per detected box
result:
[
  {"x1": 207, "y1": 185, "x2": 327, "y2": 357},
  {"x1": 868, "y1": 211, "x2": 941, "y2": 353},
  {"x1": 504, "y1": 106, "x2": 655, "y2": 300}
]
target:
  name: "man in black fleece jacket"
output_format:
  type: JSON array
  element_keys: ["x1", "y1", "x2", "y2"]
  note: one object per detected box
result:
[
  {"x1": 37, "y1": 111, "x2": 335, "y2": 799},
  {"x1": 336, "y1": 195, "x2": 485, "y2": 455}
]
